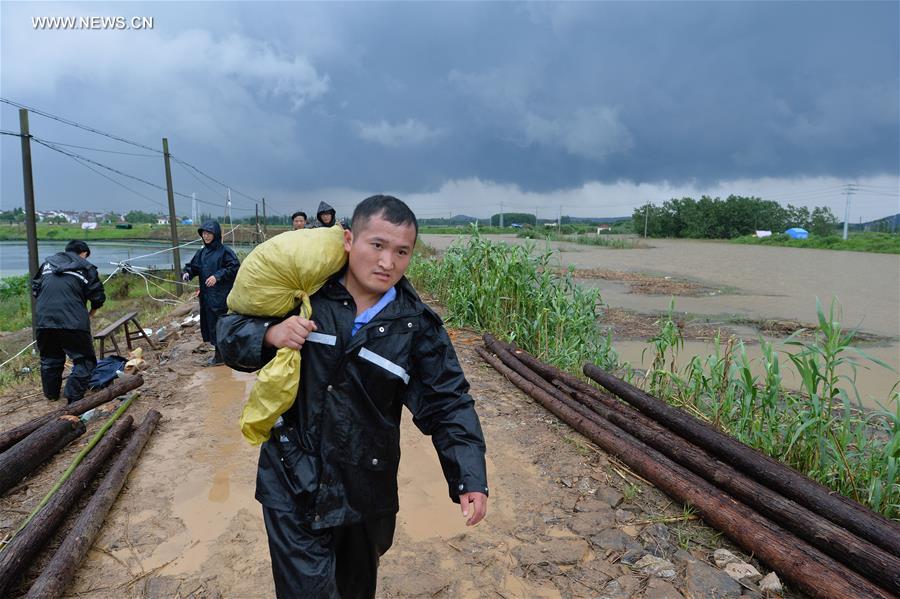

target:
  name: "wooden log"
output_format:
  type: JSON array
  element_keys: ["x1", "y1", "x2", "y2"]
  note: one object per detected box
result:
[
  {"x1": 475, "y1": 345, "x2": 892, "y2": 599},
  {"x1": 582, "y1": 363, "x2": 900, "y2": 558},
  {"x1": 494, "y1": 337, "x2": 900, "y2": 578},
  {"x1": 557, "y1": 380, "x2": 900, "y2": 594},
  {"x1": 0, "y1": 375, "x2": 143, "y2": 453},
  {"x1": 0, "y1": 416, "x2": 85, "y2": 497},
  {"x1": 0, "y1": 417, "x2": 134, "y2": 597},
  {"x1": 24, "y1": 410, "x2": 161, "y2": 599}
]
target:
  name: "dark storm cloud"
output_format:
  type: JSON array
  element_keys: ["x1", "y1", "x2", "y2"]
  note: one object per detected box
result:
[{"x1": 1, "y1": 1, "x2": 896, "y2": 216}]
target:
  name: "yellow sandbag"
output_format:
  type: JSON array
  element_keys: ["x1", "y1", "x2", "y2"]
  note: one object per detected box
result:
[{"x1": 227, "y1": 225, "x2": 348, "y2": 445}]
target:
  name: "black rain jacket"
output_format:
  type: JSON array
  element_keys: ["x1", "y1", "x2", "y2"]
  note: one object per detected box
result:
[
  {"x1": 182, "y1": 221, "x2": 240, "y2": 344},
  {"x1": 217, "y1": 275, "x2": 488, "y2": 529},
  {"x1": 32, "y1": 251, "x2": 105, "y2": 331},
  {"x1": 311, "y1": 201, "x2": 338, "y2": 228}
]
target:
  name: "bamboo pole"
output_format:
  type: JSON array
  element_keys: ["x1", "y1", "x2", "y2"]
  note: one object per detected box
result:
[
  {"x1": 0, "y1": 375, "x2": 143, "y2": 453},
  {"x1": 475, "y1": 344, "x2": 892, "y2": 599},
  {"x1": 582, "y1": 363, "x2": 900, "y2": 557},
  {"x1": 14, "y1": 394, "x2": 138, "y2": 534},
  {"x1": 0, "y1": 416, "x2": 134, "y2": 596},
  {"x1": 0, "y1": 417, "x2": 85, "y2": 497},
  {"x1": 24, "y1": 410, "x2": 161, "y2": 599}
]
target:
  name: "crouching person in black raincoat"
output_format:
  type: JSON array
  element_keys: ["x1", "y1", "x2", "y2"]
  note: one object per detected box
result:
[
  {"x1": 217, "y1": 195, "x2": 488, "y2": 598},
  {"x1": 32, "y1": 239, "x2": 106, "y2": 403},
  {"x1": 182, "y1": 220, "x2": 240, "y2": 366}
]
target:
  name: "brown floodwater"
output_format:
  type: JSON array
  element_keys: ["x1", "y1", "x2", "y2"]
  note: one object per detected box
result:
[{"x1": 421, "y1": 234, "x2": 900, "y2": 408}]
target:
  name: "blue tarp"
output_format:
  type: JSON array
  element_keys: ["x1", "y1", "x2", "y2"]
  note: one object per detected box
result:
[{"x1": 785, "y1": 227, "x2": 809, "y2": 239}]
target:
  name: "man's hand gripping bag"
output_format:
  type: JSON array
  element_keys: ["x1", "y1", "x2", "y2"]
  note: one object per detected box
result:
[{"x1": 227, "y1": 225, "x2": 348, "y2": 445}]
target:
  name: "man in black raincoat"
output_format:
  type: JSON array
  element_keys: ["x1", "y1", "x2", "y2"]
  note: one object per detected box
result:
[
  {"x1": 218, "y1": 195, "x2": 488, "y2": 598},
  {"x1": 32, "y1": 240, "x2": 106, "y2": 402},
  {"x1": 182, "y1": 220, "x2": 240, "y2": 365},
  {"x1": 312, "y1": 201, "x2": 338, "y2": 228}
]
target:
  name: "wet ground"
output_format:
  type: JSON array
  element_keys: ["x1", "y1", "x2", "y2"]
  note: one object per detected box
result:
[{"x1": 1, "y1": 319, "x2": 786, "y2": 598}]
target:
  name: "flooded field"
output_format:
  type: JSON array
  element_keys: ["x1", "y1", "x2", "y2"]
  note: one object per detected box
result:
[
  {"x1": 421, "y1": 234, "x2": 900, "y2": 409},
  {"x1": 421, "y1": 235, "x2": 900, "y2": 338}
]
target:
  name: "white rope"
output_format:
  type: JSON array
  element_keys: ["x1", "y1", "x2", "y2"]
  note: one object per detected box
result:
[
  {"x1": 0, "y1": 341, "x2": 36, "y2": 369},
  {"x1": 123, "y1": 237, "x2": 202, "y2": 261},
  {"x1": 124, "y1": 266, "x2": 182, "y2": 305},
  {"x1": 112, "y1": 223, "x2": 242, "y2": 263}
]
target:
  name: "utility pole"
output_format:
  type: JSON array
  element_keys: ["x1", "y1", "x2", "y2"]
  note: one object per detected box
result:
[
  {"x1": 557, "y1": 205, "x2": 562, "y2": 230},
  {"x1": 262, "y1": 197, "x2": 268, "y2": 237},
  {"x1": 191, "y1": 192, "x2": 197, "y2": 225},
  {"x1": 842, "y1": 183, "x2": 857, "y2": 240},
  {"x1": 19, "y1": 109, "x2": 39, "y2": 341},
  {"x1": 255, "y1": 203, "x2": 261, "y2": 244},
  {"x1": 161, "y1": 138, "x2": 183, "y2": 294},
  {"x1": 644, "y1": 203, "x2": 650, "y2": 238},
  {"x1": 226, "y1": 188, "x2": 233, "y2": 244},
  {"x1": 499, "y1": 202, "x2": 504, "y2": 228}
]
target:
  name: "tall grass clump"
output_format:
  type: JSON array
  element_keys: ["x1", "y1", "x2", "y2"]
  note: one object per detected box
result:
[
  {"x1": 641, "y1": 299, "x2": 899, "y2": 519},
  {"x1": 0, "y1": 275, "x2": 32, "y2": 331},
  {"x1": 408, "y1": 230, "x2": 617, "y2": 372}
]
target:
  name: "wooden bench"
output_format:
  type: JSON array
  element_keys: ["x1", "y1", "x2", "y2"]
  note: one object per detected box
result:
[{"x1": 93, "y1": 311, "x2": 157, "y2": 358}]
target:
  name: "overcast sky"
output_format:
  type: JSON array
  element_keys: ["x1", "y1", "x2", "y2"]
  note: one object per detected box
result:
[{"x1": 1, "y1": 1, "x2": 898, "y2": 222}]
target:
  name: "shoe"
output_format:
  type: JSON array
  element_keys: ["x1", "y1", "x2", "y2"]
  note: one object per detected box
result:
[
  {"x1": 45, "y1": 395, "x2": 60, "y2": 401},
  {"x1": 206, "y1": 355, "x2": 224, "y2": 367}
]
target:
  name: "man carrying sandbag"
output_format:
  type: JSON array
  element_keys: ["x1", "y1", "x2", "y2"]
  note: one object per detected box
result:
[
  {"x1": 218, "y1": 195, "x2": 488, "y2": 598},
  {"x1": 182, "y1": 220, "x2": 240, "y2": 366}
]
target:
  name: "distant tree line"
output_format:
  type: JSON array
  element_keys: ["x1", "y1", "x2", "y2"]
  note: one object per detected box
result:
[
  {"x1": 490, "y1": 212, "x2": 537, "y2": 226},
  {"x1": 632, "y1": 195, "x2": 838, "y2": 239}
]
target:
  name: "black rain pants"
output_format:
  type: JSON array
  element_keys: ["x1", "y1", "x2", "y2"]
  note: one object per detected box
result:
[
  {"x1": 36, "y1": 328, "x2": 96, "y2": 402},
  {"x1": 262, "y1": 506, "x2": 395, "y2": 599}
]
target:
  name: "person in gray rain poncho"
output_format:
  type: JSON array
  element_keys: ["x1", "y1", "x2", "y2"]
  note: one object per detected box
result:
[{"x1": 182, "y1": 220, "x2": 240, "y2": 365}]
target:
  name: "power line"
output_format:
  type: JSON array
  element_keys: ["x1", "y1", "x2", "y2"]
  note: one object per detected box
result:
[
  {"x1": 169, "y1": 155, "x2": 260, "y2": 206},
  {"x1": 38, "y1": 141, "x2": 168, "y2": 209},
  {"x1": 33, "y1": 138, "x2": 193, "y2": 200},
  {"x1": 28, "y1": 137, "x2": 158, "y2": 157},
  {"x1": 173, "y1": 159, "x2": 224, "y2": 197},
  {"x1": 1, "y1": 97, "x2": 163, "y2": 154}
]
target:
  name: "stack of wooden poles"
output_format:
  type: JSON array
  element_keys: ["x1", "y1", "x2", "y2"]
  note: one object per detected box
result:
[
  {"x1": 0, "y1": 375, "x2": 161, "y2": 598},
  {"x1": 477, "y1": 333, "x2": 900, "y2": 599}
]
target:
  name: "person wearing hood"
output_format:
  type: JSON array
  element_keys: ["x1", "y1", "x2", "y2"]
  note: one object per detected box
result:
[
  {"x1": 32, "y1": 239, "x2": 106, "y2": 403},
  {"x1": 182, "y1": 221, "x2": 240, "y2": 365},
  {"x1": 312, "y1": 201, "x2": 338, "y2": 228}
]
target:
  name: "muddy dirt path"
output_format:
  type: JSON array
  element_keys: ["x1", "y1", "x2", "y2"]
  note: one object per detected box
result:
[{"x1": 2, "y1": 320, "x2": 778, "y2": 598}]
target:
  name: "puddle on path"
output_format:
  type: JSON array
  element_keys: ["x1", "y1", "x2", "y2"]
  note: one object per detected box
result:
[
  {"x1": 397, "y1": 410, "x2": 498, "y2": 542},
  {"x1": 615, "y1": 338, "x2": 899, "y2": 411},
  {"x1": 143, "y1": 366, "x2": 260, "y2": 575}
]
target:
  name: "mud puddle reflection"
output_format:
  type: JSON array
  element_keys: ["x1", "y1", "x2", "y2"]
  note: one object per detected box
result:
[
  {"x1": 397, "y1": 410, "x2": 497, "y2": 543},
  {"x1": 144, "y1": 366, "x2": 259, "y2": 574}
]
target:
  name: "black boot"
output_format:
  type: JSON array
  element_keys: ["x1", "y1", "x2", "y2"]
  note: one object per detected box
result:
[{"x1": 206, "y1": 347, "x2": 224, "y2": 366}]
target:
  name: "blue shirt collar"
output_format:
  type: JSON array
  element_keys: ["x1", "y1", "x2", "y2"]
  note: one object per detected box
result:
[{"x1": 347, "y1": 284, "x2": 397, "y2": 336}]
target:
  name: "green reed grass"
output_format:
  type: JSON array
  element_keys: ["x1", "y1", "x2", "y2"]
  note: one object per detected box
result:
[
  {"x1": 642, "y1": 300, "x2": 899, "y2": 519},
  {"x1": 407, "y1": 229, "x2": 617, "y2": 372},
  {"x1": 409, "y1": 233, "x2": 898, "y2": 519}
]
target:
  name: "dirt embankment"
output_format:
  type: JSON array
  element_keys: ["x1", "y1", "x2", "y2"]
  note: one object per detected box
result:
[{"x1": 1, "y1": 304, "x2": 785, "y2": 598}]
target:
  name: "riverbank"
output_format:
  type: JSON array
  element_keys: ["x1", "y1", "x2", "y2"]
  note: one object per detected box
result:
[
  {"x1": 733, "y1": 232, "x2": 900, "y2": 254},
  {"x1": 0, "y1": 223, "x2": 288, "y2": 242}
]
